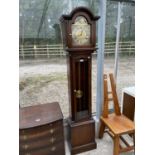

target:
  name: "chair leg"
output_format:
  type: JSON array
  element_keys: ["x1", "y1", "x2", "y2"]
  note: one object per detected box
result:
[
  {"x1": 133, "y1": 133, "x2": 135, "y2": 151},
  {"x1": 113, "y1": 135, "x2": 119, "y2": 155},
  {"x1": 99, "y1": 121, "x2": 106, "y2": 138}
]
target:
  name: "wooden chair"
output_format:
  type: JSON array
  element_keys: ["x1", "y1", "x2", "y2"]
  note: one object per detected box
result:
[{"x1": 99, "y1": 73, "x2": 135, "y2": 155}]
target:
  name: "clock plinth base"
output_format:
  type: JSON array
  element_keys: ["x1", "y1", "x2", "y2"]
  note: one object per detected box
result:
[{"x1": 68, "y1": 118, "x2": 97, "y2": 155}]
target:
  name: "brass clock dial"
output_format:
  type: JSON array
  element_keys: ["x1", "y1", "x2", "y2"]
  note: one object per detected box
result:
[{"x1": 72, "y1": 16, "x2": 90, "y2": 46}]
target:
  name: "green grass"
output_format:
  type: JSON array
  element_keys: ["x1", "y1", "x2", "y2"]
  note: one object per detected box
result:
[{"x1": 19, "y1": 73, "x2": 67, "y2": 91}]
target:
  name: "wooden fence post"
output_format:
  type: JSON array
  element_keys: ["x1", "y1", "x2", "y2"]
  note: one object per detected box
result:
[
  {"x1": 21, "y1": 45, "x2": 25, "y2": 59},
  {"x1": 34, "y1": 45, "x2": 37, "y2": 59},
  {"x1": 47, "y1": 44, "x2": 49, "y2": 58}
]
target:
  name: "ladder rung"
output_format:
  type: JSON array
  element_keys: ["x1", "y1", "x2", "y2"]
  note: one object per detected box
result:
[
  {"x1": 108, "y1": 98, "x2": 113, "y2": 101},
  {"x1": 120, "y1": 146, "x2": 134, "y2": 153},
  {"x1": 106, "y1": 130, "x2": 115, "y2": 138},
  {"x1": 120, "y1": 136, "x2": 130, "y2": 147}
]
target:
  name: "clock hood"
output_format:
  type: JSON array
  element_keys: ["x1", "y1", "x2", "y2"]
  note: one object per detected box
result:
[{"x1": 60, "y1": 7, "x2": 100, "y2": 21}]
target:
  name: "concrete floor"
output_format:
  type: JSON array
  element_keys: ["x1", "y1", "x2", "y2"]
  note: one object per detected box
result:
[{"x1": 64, "y1": 133, "x2": 134, "y2": 155}]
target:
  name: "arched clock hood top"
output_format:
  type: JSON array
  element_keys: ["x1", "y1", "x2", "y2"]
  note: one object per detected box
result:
[{"x1": 60, "y1": 7, "x2": 100, "y2": 21}]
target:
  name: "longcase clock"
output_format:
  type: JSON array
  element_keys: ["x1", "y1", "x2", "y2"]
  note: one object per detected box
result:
[{"x1": 60, "y1": 7, "x2": 99, "y2": 154}]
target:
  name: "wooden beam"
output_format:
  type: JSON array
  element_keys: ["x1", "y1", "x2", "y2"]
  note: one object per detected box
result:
[
  {"x1": 120, "y1": 146, "x2": 134, "y2": 153},
  {"x1": 120, "y1": 136, "x2": 130, "y2": 147}
]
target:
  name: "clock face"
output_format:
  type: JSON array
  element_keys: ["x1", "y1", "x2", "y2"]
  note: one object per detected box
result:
[{"x1": 72, "y1": 16, "x2": 91, "y2": 46}]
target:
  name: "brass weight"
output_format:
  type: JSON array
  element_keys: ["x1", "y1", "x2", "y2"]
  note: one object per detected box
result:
[{"x1": 74, "y1": 90, "x2": 83, "y2": 98}]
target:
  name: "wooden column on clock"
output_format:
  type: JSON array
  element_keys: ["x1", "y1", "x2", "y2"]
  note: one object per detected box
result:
[{"x1": 60, "y1": 7, "x2": 99, "y2": 154}]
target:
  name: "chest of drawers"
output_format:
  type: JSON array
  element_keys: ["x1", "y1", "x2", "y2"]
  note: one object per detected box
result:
[
  {"x1": 19, "y1": 102, "x2": 65, "y2": 155},
  {"x1": 121, "y1": 87, "x2": 135, "y2": 121}
]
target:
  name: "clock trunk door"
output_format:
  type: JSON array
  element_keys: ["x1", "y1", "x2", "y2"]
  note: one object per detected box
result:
[{"x1": 72, "y1": 55, "x2": 91, "y2": 121}]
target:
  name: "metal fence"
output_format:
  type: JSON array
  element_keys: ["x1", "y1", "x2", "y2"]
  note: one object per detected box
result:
[{"x1": 19, "y1": 41, "x2": 135, "y2": 59}]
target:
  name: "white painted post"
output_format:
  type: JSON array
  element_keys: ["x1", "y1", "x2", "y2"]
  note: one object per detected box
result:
[
  {"x1": 129, "y1": 41, "x2": 132, "y2": 56},
  {"x1": 47, "y1": 44, "x2": 49, "y2": 58},
  {"x1": 21, "y1": 45, "x2": 24, "y2": 59},
  {"x1": 114, "y1": 2, "x2": 122, "y2": 80},
  {"x1": 95, "y1": 0, "x2": 107, "y2": 130},
  {"x1": 34, "y1": 45, "x2": 37, "y2": 59}
]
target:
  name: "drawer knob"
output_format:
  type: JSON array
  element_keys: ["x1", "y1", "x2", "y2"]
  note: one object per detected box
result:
[
  {"x1": 49, "y1": 137, "x2": 55, "y2": 143},
  {"x1": 50, "y1": 129, "x2": 54, "y2": 134},
  {"x1": 23, "y1": 144, "x2": 29, "y2": 149},
  {"x1": 51, "y1": 146, "x2": 56, "y2": 151},
  {"x1": 23, "y1": 135, "x2": 27, "y2": 140}
]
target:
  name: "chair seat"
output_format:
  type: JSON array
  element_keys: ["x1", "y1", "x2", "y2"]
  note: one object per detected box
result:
[{"x1": 101, "y1": 113, "x2": 135, "y2": 135}]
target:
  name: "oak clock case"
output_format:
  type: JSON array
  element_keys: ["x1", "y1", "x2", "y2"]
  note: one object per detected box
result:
[{"x1": 60, "y1": 7, "x2": 99, "y2": 155}]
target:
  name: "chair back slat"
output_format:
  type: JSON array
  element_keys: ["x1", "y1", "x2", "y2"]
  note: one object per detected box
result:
[
  {"x1": 109, "y1": 73, "x2": 121, "y2": 115},
  {"x1": 102, "y1": 74, "x2": 109, "y2": 118}
]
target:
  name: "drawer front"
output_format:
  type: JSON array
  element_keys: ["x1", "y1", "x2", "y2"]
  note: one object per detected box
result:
[
  {"x1": 20, "y1": 121, "x2": 63, "y2": 135},
  {"x1": 20, "y1": 135, "x2": 64, "y2": 151},
  {"x1": 20, "y1": 142, "x2": 65, "y2": 155},
  {"x1": 20, "y1": 121, "x2": 63, "y2": 142}
]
